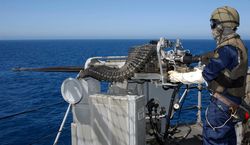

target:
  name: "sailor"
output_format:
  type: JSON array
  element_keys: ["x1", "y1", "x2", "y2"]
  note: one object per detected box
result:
[
  {"x1": 169, "y1": 6, "x2": 248, "y2": 145},
  {"x1": 201, "y1": 6, "x2": 248, "y2": 145}
]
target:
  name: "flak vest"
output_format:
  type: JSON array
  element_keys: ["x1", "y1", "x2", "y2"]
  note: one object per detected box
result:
[{"x1": 208, "y1": 35, "x2": 248, "y2": 98}]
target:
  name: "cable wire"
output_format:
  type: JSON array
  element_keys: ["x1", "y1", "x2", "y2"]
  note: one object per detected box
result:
[
  {"x1": 29, "y1": 127, "x2": 70, "y2": 145},
  {"x1": 0, "y1": 101, "x2": 64, "y2": 120}
]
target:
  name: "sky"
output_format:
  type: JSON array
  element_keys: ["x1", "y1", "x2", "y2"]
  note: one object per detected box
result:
[{"x1": 0, "y1": 0, "x2": 249, "y2": 40}]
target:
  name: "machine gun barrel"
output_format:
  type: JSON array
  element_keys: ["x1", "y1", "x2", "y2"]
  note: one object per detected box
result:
[{"x1": 12, "y1": 66, "x2": 82, "y2": 72}]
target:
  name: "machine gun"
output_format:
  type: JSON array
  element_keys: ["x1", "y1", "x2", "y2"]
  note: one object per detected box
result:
[
  {"x1": 58, "y1": 38, "x2": 207, "y2": 145},
  {"x1": 78, "y1": 38, "x2": 195, "y2": 84}
]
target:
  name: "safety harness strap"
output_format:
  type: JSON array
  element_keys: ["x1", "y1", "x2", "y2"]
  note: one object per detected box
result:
[{"x1": 213, "y1": 92, "x2": 239, "y2": 111}]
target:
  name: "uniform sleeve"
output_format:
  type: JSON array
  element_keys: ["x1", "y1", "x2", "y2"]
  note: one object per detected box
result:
[{"x1": 202, "y1": 45, "x2": 238, "y2": 82}]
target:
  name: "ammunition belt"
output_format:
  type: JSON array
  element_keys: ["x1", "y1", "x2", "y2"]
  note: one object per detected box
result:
[{"x1": 79, "y1": 44, "x2": 157, "y2": 82}]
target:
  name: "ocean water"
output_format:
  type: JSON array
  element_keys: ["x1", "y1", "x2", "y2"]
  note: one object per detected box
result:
[{"x1": 0, "y1": 39, "x2": 249, "y2": 145}]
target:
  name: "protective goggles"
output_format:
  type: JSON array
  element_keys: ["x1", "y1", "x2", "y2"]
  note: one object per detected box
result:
[
  {"x1": 210, "y1": 19, "x2": 239, "y2": 29},
  {"x1": 210, "y1": 19, "x2": 221, "y2": 29}
]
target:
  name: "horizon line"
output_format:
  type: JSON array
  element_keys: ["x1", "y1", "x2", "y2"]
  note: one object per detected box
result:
[{"x1": 1, "y1": 38, "x2": 250, "y2": 41}]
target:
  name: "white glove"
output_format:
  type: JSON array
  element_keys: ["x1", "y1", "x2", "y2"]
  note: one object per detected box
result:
[{"x1": 168, "y1": 67, "x2": 205, "y2": 84}]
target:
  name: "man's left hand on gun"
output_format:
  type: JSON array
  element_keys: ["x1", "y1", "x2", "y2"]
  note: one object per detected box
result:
[{"x1": 168, "y1": 67, "x2": 205, "y2": 84}]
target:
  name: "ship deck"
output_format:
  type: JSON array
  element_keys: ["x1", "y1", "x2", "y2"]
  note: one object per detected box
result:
[
  {"x1": 146, "y1": 123, "x2": 203, "y2": 145},
  {"x1": 169, "y1": 123, "x2": 203, "y2": 145}
]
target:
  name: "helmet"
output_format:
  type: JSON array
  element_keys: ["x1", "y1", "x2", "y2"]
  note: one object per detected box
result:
[{"x1": 210, "y1": 6, "x2": 239, "y2": 29}]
